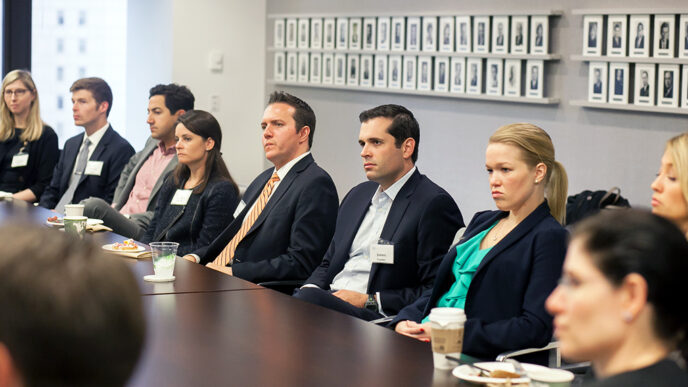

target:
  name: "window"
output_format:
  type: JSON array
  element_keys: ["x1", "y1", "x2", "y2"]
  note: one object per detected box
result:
[
  {"x1": 56, "y1": 66, "x2": 63, "y2": 81},
  {"x1": 57, "y1": 38, "x2": 64, "y2": 53},
  {"x1": 78, "y1": 39, "x2": 86, "y2": 53},
  {"x1": 57, "y1": 95, "x2": 63, "y2": 109},
  {"x1": 79, "y1": 10, "x2": 86, "y2": 25},
  {"x1": 57, "y1": 10, "x2": 64, "y2": 25}
]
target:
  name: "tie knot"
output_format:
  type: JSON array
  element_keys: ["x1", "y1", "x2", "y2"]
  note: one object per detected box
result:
[
  {"x1": 84, "y1": 138, "x2": 92, "y2": 147},
  {"x1": 270, "y1": 173, "x2": 280, "y2": 183}
]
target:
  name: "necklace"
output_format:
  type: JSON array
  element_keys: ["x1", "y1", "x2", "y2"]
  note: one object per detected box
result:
[{"x1": 491, "y1": 220, "x2": 502, "y2": 242}]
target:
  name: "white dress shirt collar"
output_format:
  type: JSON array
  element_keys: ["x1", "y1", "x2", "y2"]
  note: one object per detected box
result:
[{"x1": 274, "y1": 151, "x2": 311, "y2": 180}]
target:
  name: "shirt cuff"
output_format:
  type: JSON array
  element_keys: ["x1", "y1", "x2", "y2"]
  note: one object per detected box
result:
[
  {"x1": 189, "y1": 254, "x2": 200, "y2": 263},
  {"x1": 375, "y1": 291, "x2": 387, "y2": 317},
  {"x1": 300, "y1": 284, "x2": 320, "y2": 289}
]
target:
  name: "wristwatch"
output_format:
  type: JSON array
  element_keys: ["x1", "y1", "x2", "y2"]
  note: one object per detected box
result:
[{"x1": 364, "y1": 294, "x2": 378, "y2": 311}]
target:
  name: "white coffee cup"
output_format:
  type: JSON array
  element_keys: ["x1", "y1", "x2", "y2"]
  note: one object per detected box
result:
[
  {"x1": 64, "y1": 204, "x2": 85, "y2": 217},
  {"x1": 428, "y1": 307, "x2": 466, "y2": 369}
]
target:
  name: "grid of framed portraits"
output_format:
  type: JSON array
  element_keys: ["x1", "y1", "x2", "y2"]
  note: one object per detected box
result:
[
  {"x1": 587, "y1": 62, "x2": 688, "y2": 108},
  {"x1": 583, "y1": 13, "x2": 688, "y2": 58},
  {"x1": 272, "y1": 14, "x2": 557, "y2": 99}
]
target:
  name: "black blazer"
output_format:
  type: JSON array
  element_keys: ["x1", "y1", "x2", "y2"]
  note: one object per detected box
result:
[
  {"x1": 393, "y1": 201, "x2": 567, "y2": 360},
  {"x1": 39, "y1": 125, "x2": 134, "y2": 209},
  {"x1": 304, "y1": 169, "x2": 464, "y2": 315},
  {"x1": 141, "y1": 174, "x2": 239, "y2": 257},
  {"x1": 199, "y1": 154, "x2": 339, "y2": 283},
  {"x1": 0, "y1": 125, "x2": 59, "y2": 197}
]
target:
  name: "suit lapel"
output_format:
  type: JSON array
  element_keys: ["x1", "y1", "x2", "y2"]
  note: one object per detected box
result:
[{"x1": 62, "y1": 134, "x2": 83, "y2": 188}]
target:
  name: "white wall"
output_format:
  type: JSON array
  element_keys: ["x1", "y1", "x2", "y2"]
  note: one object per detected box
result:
[{"x1": 172, "y1": 0, "x2": 267, "y2": 186}]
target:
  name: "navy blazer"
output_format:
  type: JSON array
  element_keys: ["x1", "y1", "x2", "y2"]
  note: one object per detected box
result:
[
  {"x1": 199, "y1": 154, "x2": 339, "y2": 283},
  {"x1": 393, "y1": 201, "x2": 567, "y2": 360},
  {"x1": 305, "y1": 169, "x2": 464, "y2": 315},
  {"x1": 39, "y1": 126, "x2": 135, "y2": 209},
  {"x1": 141, "y1": 174, "x2": 239, "y2": 257}
]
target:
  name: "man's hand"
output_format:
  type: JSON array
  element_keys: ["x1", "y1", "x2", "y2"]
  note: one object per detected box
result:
[
  {"x1": 206, "y1": 262, "x2": 233, "y2": 276},
  {"x1": 332, "y1": 289, "x2": 368, "y2": 308},
  {"x1": 182, "y1": 255, "x2": 197, "y2": 263}
]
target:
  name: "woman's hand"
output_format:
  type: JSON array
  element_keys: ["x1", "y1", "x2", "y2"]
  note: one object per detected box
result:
[{"x1": 394, "y1": 320, "x2": 432, "y2": 342}]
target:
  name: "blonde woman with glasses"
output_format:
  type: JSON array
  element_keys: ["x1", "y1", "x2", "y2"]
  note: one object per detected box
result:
[{"x1": 0, "y1": 70, "x2": 58, "y2": 202}]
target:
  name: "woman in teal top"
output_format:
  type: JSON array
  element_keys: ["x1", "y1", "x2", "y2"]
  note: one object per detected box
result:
[{"x1": 393, "y1": 123, "x2": 569, "y2": 362}]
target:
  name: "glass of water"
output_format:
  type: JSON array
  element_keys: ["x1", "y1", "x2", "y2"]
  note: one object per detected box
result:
[{"x1": 149, "y1": 242, "x2": 179, "y2": 278}]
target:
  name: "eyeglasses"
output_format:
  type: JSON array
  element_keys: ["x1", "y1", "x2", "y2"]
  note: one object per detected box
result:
[{"x1": 4, "y1": 88, "x2": 30, "y2": 97}]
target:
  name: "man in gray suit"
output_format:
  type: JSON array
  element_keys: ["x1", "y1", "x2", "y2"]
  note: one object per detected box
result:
[{"x1": 82, "y1": 84, "x2": 194, "y2": 238}]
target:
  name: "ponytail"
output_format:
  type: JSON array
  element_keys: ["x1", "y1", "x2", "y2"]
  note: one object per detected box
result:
[{"x1": 546, "y1": 160, "x2": 568, "y2": 225}]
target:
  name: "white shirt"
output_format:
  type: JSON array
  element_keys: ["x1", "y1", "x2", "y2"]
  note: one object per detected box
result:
[{"x1": 66, "y1": 122, "x2": 109, "y2": 188}]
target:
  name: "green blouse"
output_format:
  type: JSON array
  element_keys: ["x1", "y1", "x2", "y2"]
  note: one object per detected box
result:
[{"x1": 422, "y1": 222, "x2": 496, "y2": 323}]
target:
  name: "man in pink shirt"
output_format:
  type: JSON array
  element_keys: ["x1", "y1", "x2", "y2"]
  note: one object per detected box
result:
[{"x1": 82, "y1": 84, "x2": 194, "y2": 238}]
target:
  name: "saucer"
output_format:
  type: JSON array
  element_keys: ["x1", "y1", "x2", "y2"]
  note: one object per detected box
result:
[{"x1": 143, "y1": 274, "x2": 176, "y2": 283}]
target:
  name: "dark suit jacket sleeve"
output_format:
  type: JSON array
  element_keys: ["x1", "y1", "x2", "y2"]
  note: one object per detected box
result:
[
  {"x1": 232, "y1": 173, "x2": 338, "y2": 282},
  {"x1": 390, "y1": 286, "x2": 434, "y2": 327},
  {"x1": 38, "y1": 147, "x2": 67, "y2": 209},
  {"x1": 28, "y1": 126, "x2": 59, "y2": 199},
  {"x1": 102, "y1": 140, "x2": 135, "y2": 204},
  {"x1": 187, "y1": 181, "x2": 238, "y2": 257},
  {"x1": 463, "y1": 227, "x2": 566, "y2": 356},
  {"x1": 379, "y1": 193, "x2": 462, "y2": 313}
]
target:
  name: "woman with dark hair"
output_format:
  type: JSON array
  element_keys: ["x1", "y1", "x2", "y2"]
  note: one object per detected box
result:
[
  {"x1": 546, "y1": 210, "x2": 688, "y2": 386},
  {"x1": 141, "y1": 110, "x2": 239, "y2": 257},
  {"x1": 0, "y1": 70, "x2": 58, "y2": 201}
]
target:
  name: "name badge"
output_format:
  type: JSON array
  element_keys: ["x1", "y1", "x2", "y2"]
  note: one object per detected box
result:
[
  {"x1": 84, "y1": 161, "x2": 104, "y2": 176},
  {"x1": 370, "y1": 239, "x2": 394, "y2": 264},
  {"x1": 171, "y1": 189, "x2": 193, "y2": 206},
  {"x1": 11, "y1": 153, "x2": 29, "y2": 168},
  {"x1": 233, "y1": 200, "x2": 247, "y2": 217}
]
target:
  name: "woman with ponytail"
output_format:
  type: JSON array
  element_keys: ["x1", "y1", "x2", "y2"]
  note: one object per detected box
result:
[
  {"x1": 547, "y1": 210, "x2": 688, "y2": 385},
  {"x1": 393, "y1": 123, "x2": 568, "y2": 363},
  {"x1": 142, "y1": 110, "x2": 239, "y2": 256}
]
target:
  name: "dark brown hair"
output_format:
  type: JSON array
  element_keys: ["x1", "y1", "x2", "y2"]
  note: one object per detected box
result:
[{"x1": 70, "y1": 77, "x2": 113, "y2": 116}]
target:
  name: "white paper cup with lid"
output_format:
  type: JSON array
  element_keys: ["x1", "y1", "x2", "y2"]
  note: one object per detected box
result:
[{"x1": 428, "y1": 307, "x2": 466, "y2": 369}]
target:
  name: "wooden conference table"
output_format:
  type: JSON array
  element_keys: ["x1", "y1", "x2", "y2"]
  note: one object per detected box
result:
[{"x1": 0, "y1": 200, "x2": 471, "y2": 386}]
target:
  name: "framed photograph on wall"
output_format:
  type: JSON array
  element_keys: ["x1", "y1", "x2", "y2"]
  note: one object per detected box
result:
[
  {"x1": 629, "y1": 15, "x2": 650, "y2": 57},
  {"x1": 634, "y1": 63, "x2": 655, "y2": 106},
  {"x1": 323, "y1": 18, "x2": 335, "y2": 49},
  {"x1": 530, "y1": 16, "x2": 548, "y2": 54},
  {"x1": 336, "y1": 18, "x2": 349, "y2": 50},
  {"x1": 511, "y1": 16, "x2": 528, "y2": 54},
  {"x1": 309, "y1": 53, "x2": 321, "y2": 83},
  {"x1": 525, "y1": 59, "x2": 543, "y2": 98},
  {"x1": 654, "y1": 15, "x2": 675, "y2": 58},
  {"x1": 286, "y1": 52, "x2": 297, "y2": 81},
  {"x1": 392, "y1": 17, "x2": 405, "y2": 51},
  {"x1": 375, "y1": 55, "x2": 388, "y2": 88},
  {"x1": 298, "y1": 52, "x2": 309, "y2": 82},
  {"x1": 450, "y1": 56, "x2": 465, "y2": 93},
  {"x1": 486, "y1": 58, "x2": 503, "y2": 95},
  {"x1": 583, "y1": 15, "x2": 603, "y2": 56},
  {"x1": 349, "y1": 18, "x2": 362, "y2": 50},
  {"x1": 434, "y1": 56, "x2": 449, "y2": 92},
  {"x1": 286, "y1": 18, "x2": 297, "y2": 49},
  {"x1": 466, "y1": 57, "x2": 482, "y2": 94},
  {"x1": 682, "y1": 65, "x2": 688, "y2": 107},
  {"x1": 422, "y1": 16, "x2": 438, "y2": 52},
  {"x1": 360, "y1": 54, "x2": 373, "y2": 87},
  {"x1": 334, "y1": 53, "x2": 346, "y2": 85},
  {"x1": 679, "y1": 14, "x2": 688, "y2": 58},
  {"x1": 298, "y1": 19, "x2": 310, "y2": 49},
  {"x1": 363, "y1": 18, "x2": 376, "y2": 50},
  {"x1": 274, "y1": 52, "x2": 285, "y2": 81},
  {"x1": 388, "y1": 55, "x2": 402, "y2": 89},
  {"x1": 608, "y1": 62, "x2": 629, "y2": 104},
  {"x1": 455, "y1": 16, "x2": 471, "y2": 53},
  {"x1": 417, "y1": 56, "x2": 432, "y2": 91},
  {"x1": 322, "y1": 53, "x2": 334, "y2": 84},
  {"x1": 274, "y1": 19, "x2": 285, "y2": 48},
  {"x1": 658, "y1": 64, "x2": 679, "y2": 107},
  {"x1": 504, "y1": 59, "x2": 521, "y2": 96},
  {"x1": 311, "y1": 18, "x2": 323, "y2": 49},
  {"x1": 378, "y1": 17, "x2": 391, "y2": 51},
  {"x1": 347, "y1": 54, "x2": 359, "y2": 86},
  {"x1": 402, "y1": 55, "x2": 417, "y2": 90},
  {"x1": 473, "y1": 16, "x2": 490, "y2": 53},
  {"x1": 492, "y1": 16, "x2": 509, "y2": 54},
  {"x1": 407, "y1": 17, "x2": 421, "y2": 51},
  {"x1": 607, "y1": 15, "x2": 627, "y2": 57},
  {"x1": 439, "y1": 16, "x2": 454, "y2": 52},
  {"x1": 588, "y1": 62, "x2": 607, "y2": 102}
]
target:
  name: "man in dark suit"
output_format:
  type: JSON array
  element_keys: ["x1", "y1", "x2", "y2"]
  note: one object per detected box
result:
[
  {"x1": 530, "y1": 66, "x2": 539, "y2": 90},
  {"x1": 39, "y1": 77, "x2": 134, "y2": 212},
  {"x1": 588, "y1": 22, "x2": 598, "y2": 48},
  {"x1": 635, "y1": 22, "x2": 645, "y2": 49},
  {"x1": 495, "y1": 23, "x2": 504, "y2": 46},
  {"x1": 684, "y1": 23, "x2": 688, "y2": 50},
  {"x1": 663, "y1": 71, "x2": 673, "y2": 98},
  {"x1": 81, "y1": 84, "x2": 194, "y2": 239},
  {"x1": 293, "y1": 105, "x2": 463, "y2": 321},
  {"x1": 593, "y1": 69, "x2": 603, "y2": 94},
  {"x1": 659, "y1": 23, "x2": 670, "y2": 49},
  {"x1": 534, "y1": 23, "x2": 544, "y2": 47},
  {"x1": 614, "y1": 69, "x2": 623, "y2": 95},
  {"x1": 514, "y1": 22, "x2": 523, "y2": 46},
  {"x1": 196, "y1": 92, "x2": 339, "y2": 283},
  {"x1": 639, "y1": 71, "x2": 650, "y2": 97},
  {"x1": 612, "y1": 23, "x2": 622, "y2": 48}
]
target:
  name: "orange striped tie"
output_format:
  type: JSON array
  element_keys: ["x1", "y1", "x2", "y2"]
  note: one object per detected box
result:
[{"x1": 214, "y1": 172, "x2": 280, "y2": 266}]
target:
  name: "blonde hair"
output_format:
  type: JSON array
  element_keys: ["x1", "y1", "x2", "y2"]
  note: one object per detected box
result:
[
  {"x1": 665, "y1": 132, "x2": 688, "y2": 208},
  {"x1": 0, "y1": 70, "x2": 44, "y2": 142},
  {"x1": 489, "y1": 123, "x2": 568, "y2": 224}
]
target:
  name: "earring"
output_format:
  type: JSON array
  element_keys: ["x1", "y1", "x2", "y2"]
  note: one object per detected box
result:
[{"x1": 622, "y1": 311, "x2": 633, "y2": 322}]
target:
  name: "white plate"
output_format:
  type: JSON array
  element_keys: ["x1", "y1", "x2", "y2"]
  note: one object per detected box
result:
[
  {"x1": 0, "y1": 191, "x2": 13, "y2": 198},
  {"x1": 102, "y1": 243, "x2": 146, "y2": 253},
  {"x1": 453, "y1": 362, "x2": 533, "y2": 384},
  {"x1": 47, "y1": 218, "x2": 104, "y2": 227},
  {"x1": 143, "y1": 274, "x2": 175, "y2": 283}
]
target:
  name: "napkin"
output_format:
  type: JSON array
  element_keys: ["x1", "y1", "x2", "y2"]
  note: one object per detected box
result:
[
  {"x1": 109, "y1": 250, "x2": 152, "y2": 259},
  {"x1": 87, "y1": 224, "x2": 113, "y2": 232}
]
